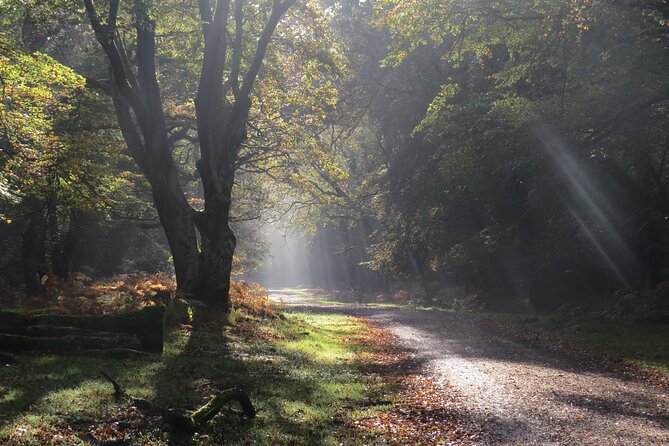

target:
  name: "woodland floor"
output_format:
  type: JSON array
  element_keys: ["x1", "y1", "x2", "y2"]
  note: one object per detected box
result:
[
  {"x1": 272, "y1": 289, "x2": 669, "y2": 445},
  {"x1": 0, "y1": 285, "x2": 476, "y2": 446},
  {"x1": 3, "y1": 284, "x2": 669, "y2": 445}
]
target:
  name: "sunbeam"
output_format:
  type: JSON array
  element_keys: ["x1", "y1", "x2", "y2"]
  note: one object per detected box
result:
[{"x1": 535, "y1": 122, "x2": 640, "y2": 286}]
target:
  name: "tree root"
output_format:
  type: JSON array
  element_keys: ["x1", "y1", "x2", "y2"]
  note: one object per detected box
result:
[{"x1": 99, "y1": 369, "x2": 255, "y2": 434}]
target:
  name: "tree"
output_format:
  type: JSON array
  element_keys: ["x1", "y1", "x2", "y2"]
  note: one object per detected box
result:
[
  {"x1": 0, "y1": 28, "x2": 145, "y2": 291},
  {"x1": 82, "y1": 0, "x2": 298, "y2": 307},
  {"x1": 281, "y1": 0, "x2": 669, "y2": 306}
]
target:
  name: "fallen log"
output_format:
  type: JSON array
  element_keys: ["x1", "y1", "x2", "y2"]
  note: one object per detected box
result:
[
  {"x1": 0, "y1": 332, "x2": 142, "y2": 352},
  {"x1": 27, "y1": 325, "x2": 139, "y2": 340},
  {"x1": 31, "y1": 306, "x2": 165, "y2": 352},
  {"x1": 0, "y1": 307, "x2": 165, "y2": 353},
  {"x1": 0, "y1": 310, "x2": 30, "y2": 335}
]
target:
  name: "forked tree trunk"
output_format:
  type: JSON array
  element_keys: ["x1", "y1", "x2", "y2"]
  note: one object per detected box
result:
[
  {"x1": 195, "y1": 138, "x2": 244, "y2": 307},
  {"x1": 84, "y1": 0, "x2": 296, "y2": 308},
  {"x1": 198, "y1": 205, "x2": 237, "y2": 306}
]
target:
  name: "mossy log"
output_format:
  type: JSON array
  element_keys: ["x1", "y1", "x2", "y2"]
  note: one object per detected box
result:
[
  {"x1": 0, "y1": 310, "x2": 30, "y2": 335},
  {"x1": 159, "y1": 388, "x2": 256, "y2": 433},
  {"x1": 0, "y1": 332, "x2": 142, "y2": 352},
  {"x1": 26, "y1": 325, "x2": 138, "y2": 339},
  {"x1": 190, "y1": 388, "x2": 256, "y2": 424},
  {"x1": 30, "y1": 306, "x2": 165, "y2": 352},
  {"x1": 163, "y1": 388, "x2": 256, "y2": 433}
]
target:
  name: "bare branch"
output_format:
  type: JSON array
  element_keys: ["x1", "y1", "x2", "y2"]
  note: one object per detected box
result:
[
  {"x1": 583, "y1": 89, "x2": 669, "y2": 145},
  {"x1": 198, "y1": 0, "x2": 213, "y2": 25},
  {"x1": 83, "y1": 0, "x2": 142, "y2": 111},
  {"x1": 168, "y1": 125, "x2": 196, "y2": 148},
  {"x1": 229, "y1": 0, "x2": 245, "y2": 98},
  {"x1": 239, "y1": 0, "x2": 297, "y2": 98},
  {"x1": 107, "y1": 0, "x2": 120, "y2": 30}
]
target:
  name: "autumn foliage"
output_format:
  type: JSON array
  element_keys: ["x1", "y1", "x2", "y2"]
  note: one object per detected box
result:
[
  {"x1": 11, "y1": 272, "x2": 275, "y2": 318},
  {"x1": 350, "y1": 320, "x2": 485, "y2": 446},
  {"x1": 229, "y1": 280, "x2": 276, "y2": 318}
]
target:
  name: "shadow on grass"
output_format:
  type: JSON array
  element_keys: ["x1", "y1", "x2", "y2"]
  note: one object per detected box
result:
[
  {"x1": 2, "y1": 303, "x2": 500, "y2": 445},
  {"x1": 0, "y1": 351, "x2": 161, "y2": 433},
  {"x1": 147, "y1": 311, "x2": 375, "y2": 445}
]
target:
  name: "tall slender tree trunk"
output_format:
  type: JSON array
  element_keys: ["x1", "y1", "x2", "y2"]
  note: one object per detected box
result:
[
  {"x1": 22, "y1": 205, "x2": 46, "y2": 295},
  {"x1": 51, "y1": 210, "x2": 80, "y2": 279}
]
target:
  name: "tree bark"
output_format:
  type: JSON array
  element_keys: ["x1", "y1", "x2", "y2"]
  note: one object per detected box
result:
[
  {"x1": 52, "y1": 210, "x2": 79, "y2": 279},
  {"x1": 198, "y1": 198, "x2": 237, "y2": 307},
  {"x1": 21, "y1": 204, "x2": 46, "y2": 295},
  {"x1": 84, "y1": 0, "x2": 296, "y2": 308}
]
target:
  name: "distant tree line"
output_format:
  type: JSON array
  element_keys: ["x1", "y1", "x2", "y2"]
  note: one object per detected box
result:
[
  {"x1": 281, "y1": 0, "x2": 669, "y2": 308},
  {"x1": 1, "y1": 0, "x2": 668, "y2": 310}
]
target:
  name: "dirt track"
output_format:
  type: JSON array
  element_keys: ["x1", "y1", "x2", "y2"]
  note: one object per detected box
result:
[{"x1": 270, "y1": 290, "x2": 669, "y2": 445}]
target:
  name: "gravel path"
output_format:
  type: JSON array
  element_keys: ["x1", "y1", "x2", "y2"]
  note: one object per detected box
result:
[{"x1": 270, "y1": 291, "x2": 669, "y2": 445}]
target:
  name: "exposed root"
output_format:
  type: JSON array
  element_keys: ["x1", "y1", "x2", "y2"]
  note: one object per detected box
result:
[{"x1": 98, "y1": 369, "x2": 255, "y2": 435}]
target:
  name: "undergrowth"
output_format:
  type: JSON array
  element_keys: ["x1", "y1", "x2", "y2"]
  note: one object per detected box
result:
[
  {"x1": 480, "y1": 311, "x2": 669, "y2": 383},
  {"x1": 0, "y1": 287, "x2": 396, "y2": 445}
]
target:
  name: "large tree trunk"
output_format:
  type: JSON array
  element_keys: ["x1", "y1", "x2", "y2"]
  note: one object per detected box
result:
[
  {"x1": 109, "y1": 94, "x2": 201, "y2": 298},
  {"x1": 150, "y1": 171, "x2": 201, "y2": 297},
  {"x1": 196, "y1": 148, "x2": 240, "y2": 308},
  {"x1": 199, "y1": 203, "x2": 236, "y2": 307},
  {"x1": 51, "y1": 210, "x2": 79, "y2": 279},
  {"x1": 84, "y1": 0, "x2": 296, "y2": 309}
]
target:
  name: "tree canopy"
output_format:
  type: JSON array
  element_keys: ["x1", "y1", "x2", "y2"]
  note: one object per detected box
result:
[{"x1": 0, "y1": 0, "x2": 668, "y2": 309}]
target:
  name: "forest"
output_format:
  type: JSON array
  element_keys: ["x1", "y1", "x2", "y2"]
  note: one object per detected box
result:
[{"x1": 1, "y1": 0, "x2": 669, "y2": 445}]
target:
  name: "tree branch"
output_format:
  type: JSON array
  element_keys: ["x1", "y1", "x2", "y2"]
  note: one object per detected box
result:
[
  {"x1": 107, "y1": 0, "x2": 120, "y2": 31},
  {"x1": 168, "y1": 124, "x2": 195, "y2": 148},
  {"x1": 198, "y1": 0, "x2": 213, "y2": 26},
  {"x1": 83, "y1": 0, "x2": 142, "y2": 112},
  {"x1": 583, "y1": 88, "x2": 669, "y2": 145},
  {"x1": 239, "y1": 0, "x2": 297, "y2": 98},
  {"x1": 229, "y1": 0, "x2": 245, "y2": 98}
]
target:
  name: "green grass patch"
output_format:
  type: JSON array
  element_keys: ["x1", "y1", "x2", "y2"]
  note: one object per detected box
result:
[
  {"x1": 275, "y1": 287, "x2": 446, "y2": 312},
  {"x1": 482, "y1": 311, "x2": 669, "y2": 375},
  {"x1": 0, "y1": 311, "x2": 391, "y2": 445}
]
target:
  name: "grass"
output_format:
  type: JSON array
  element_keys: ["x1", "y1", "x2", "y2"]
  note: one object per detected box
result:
[
  {"x1": 274, "y1": 287, "x2": 446, "y2": 312},
  {"x1": 0, "y1": 309, "x2": 394, "y2": 445},
  {"x1": 481, "y1": 310, "x2": 669, "y2": 376}
]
